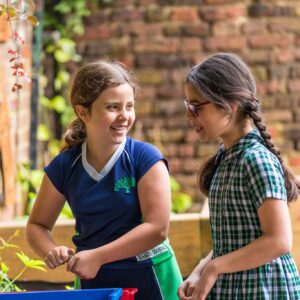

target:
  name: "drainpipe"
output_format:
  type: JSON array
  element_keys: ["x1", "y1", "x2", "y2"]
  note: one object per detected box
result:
[{"x1": 30, "y1": 0, "x2": 44, "y2": 169}]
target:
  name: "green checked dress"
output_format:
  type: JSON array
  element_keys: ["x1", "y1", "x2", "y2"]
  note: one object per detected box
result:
[{"x1": 207, "y1": 129, "x2": 300, "y2": 299}]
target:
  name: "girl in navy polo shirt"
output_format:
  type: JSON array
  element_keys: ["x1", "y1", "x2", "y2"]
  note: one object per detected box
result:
[{"x1": 26, "y1": 61, "x2": 182, "y2": 300}]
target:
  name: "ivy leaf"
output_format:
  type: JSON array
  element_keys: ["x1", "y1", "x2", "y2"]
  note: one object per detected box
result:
[
  {"x1": 7, "y1": 6, "x2": 17, "y2": 17},
  {"x1": 27, "y1": 15, "x2": 39, "y2": 27},
  {"x1": 50, "y1": 95, "x2": 67, "y2": 113},
  {"x1": 37, "y1": 124, "x2": 50, "y2": 141}
]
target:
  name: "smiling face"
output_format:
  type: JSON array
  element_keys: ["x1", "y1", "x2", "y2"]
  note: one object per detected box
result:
[
  {"x1": 76, "y1": 83, "x2": 135, "y2": 146},
  {"x1": 184, "y1": 83, "x2": 234, "y2": 142}
]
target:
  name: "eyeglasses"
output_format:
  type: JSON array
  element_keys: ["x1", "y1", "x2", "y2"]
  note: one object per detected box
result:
[{"x1": 184, "y1": 100, "x2": 211, "y2": 117}]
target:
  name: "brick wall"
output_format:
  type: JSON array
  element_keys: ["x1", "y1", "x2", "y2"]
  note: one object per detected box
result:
[{"x1": 77, "y1": 0, "x2": 299, "y2": 204}]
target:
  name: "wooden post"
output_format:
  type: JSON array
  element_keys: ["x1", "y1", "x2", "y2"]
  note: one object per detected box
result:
[{"x1": 0, "y1": 63, "x2": 17, "y2": 221}]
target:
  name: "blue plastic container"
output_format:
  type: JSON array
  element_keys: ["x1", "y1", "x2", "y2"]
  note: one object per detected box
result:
[{"x1": 0, "y1": 288, "x2": 123, "y2": 300}]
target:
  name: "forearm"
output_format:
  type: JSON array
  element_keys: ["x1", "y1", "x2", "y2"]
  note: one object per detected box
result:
[
  {"x1": 26, "y1": 223, "x2": 57, "y2": 258},
  {"x1": 95, "y1": 222, "x2": 167, "y2": 265},
  {"x1": 212, "y1": 234, "x2": 291, "y2": 275},
  {"x1": 193, "y1": 250, "x2": 213, "y2": 274}
]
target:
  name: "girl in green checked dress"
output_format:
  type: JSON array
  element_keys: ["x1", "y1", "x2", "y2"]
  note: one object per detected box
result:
[{"x1": 178, "y1": 53, "x2": 300, "y2": 300}]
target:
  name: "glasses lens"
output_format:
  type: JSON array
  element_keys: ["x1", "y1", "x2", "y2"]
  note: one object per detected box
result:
[{"x1": 184, "y1": 100, "x2": 197, "y2": 116}]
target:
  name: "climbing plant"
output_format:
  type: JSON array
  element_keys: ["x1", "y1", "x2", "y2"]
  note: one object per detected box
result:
[{"x1": 0, "y1": 0, "x2": 38, "y2": 96}]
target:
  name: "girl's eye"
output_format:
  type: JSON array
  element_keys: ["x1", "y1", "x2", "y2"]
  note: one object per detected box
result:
[
  {"x1": 107, "y1": 105, "x2": 118, "y2": 110},
  {"x1": 127, "y1": 103, "x2": 135, "y2": 109}
]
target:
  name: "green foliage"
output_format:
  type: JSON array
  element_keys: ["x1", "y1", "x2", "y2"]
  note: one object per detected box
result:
[
  {"x1": 171, "y1": 177, "x2": 192, "y2": 213},
  {"x1": 0, "y1": 230, "x2": 46, "y2": 292}
]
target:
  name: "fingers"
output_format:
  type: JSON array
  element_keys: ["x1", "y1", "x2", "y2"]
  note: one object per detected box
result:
[
  {"x1": 44, "y1": 246, "x2": 75, "y2": 269},
  {"x1": 67, "y1": 254, "x2": 77, "y2": 272},
  {"x1": 178, "y1": 282, "x2": 193, "y2": 300}
]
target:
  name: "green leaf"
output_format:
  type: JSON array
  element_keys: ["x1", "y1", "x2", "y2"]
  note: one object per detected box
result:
[
  {"x1": 27, "y1": 15, "x2": 39, "y2": 27},
  {"x1": 16, "y1": 252, "x2": 47, "y2": 271},
  {"x1": 16, "y1": 252, "x2": 30, "y2": 265},
  {"x1": 50, "y1": 95, "x2": 67, "y2": 113},
  {"x1": 1, "y1": 262, "x2": 9, "y2": 274},
  {"x1": 37, "y1": 124, "x2": 51, "y2": 141},
  {"x1": 54, "y1": 49, "x2": 72, "y2": 63},
  {"x1": 30, "y1": 169, "x2": 44, "y2": 189}
]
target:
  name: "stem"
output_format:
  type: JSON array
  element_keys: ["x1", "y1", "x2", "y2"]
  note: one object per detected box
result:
[
  {"x1": 6, "y1": 0, "x2": 21, "y2": 100},
  {"x1": 2, "y1": 266, "x2": 27, "y2": 292}
]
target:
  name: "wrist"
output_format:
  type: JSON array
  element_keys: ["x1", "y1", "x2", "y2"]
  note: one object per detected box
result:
[{"x1": 206, "y1": 259, "x2": 219, "y2": 276}]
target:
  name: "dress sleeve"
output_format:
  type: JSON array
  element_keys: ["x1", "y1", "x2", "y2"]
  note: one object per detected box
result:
[
  {"x1": 243, "y1": 149, "x2": 287, "y2": 209},
  {"x1": 44, "y1": 153, "x2": 66, "y2": 195},
  {"x1": 134, "y1": 142, "x2": 168, "y2": 182}
]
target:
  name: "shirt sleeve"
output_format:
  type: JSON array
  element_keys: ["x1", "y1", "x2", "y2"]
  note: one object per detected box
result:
[
  {"x1": 134, "y1": 142, "x2": 168, "y2": 182},
  {"x1": 243, "y1": 149, "x2": 287, "y2": 209},
  {"x1": 44, "y1": 153, "x2": 66, "y2": 195}
]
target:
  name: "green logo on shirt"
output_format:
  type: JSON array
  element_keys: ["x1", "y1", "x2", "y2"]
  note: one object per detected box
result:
[{"x1": 114, "y1": 176, "x2": 136, "y2": 193}]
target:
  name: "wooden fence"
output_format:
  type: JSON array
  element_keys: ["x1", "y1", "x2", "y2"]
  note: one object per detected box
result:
[{"x1": 0, "y1": 200, "x2": 299, "y2": 284}]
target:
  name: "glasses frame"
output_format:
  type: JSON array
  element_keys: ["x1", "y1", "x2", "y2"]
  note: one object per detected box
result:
[{"x1": 184, "y1": 100, "x2": 211, "y2": 117}]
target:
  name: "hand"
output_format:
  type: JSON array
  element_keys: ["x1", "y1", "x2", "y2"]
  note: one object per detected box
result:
[
  {"x1": 178, "y1": 271, "x2": 201, "y2": 300},
  {"x1": 67, "y1": 249, "x2": 102, "y2": 280},
  {"x1": 190, "y1": 262, "x2": 218, "y2": 300},
  {"x1": 44, "y1": 246, "x2": 75, "y2": 269}
]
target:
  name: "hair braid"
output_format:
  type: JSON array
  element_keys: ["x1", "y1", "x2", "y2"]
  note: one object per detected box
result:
[{"x1": 244, "y1": 100, "x2": 300, "y2": 201}]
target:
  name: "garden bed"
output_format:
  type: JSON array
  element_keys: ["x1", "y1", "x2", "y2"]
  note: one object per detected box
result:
[{"x1": 1, "y1": 202, "x2": 299, "y2": 285}]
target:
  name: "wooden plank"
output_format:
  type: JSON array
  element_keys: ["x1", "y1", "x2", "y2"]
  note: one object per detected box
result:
[
  {"x1": 0, "y1": 59, "x2": 17, "y2": 220},
  {"x1": 0, "y1": 206, "x2": 299, "y2": 284}
]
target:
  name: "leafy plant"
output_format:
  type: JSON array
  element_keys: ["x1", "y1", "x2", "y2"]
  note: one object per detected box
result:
[
  {"x1": 171, "y1": 177, "x2": 192, "y2": 213},
  {"x1": 0, "y1": 0, "x2": 38, "y2": 96},
  {"x1": 0, "y1": 230, "x2": 46, "y2": 292}
]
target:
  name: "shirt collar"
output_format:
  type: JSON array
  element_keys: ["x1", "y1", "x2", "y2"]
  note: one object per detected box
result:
[{"x1": 217, "y1": 129, "x2": 264, "y2": 163}]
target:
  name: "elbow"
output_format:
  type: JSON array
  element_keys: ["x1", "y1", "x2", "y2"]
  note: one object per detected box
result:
[
  {"x1": 155, "y1": 224, "x2": 169, "y2": 243},
  {"x1": 274, "y1": 236, "x2": 292, "y2": 256}
]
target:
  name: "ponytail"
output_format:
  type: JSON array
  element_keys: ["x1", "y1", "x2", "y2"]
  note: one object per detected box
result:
[{"x1": 62, "y1": 118, "x2": 87, "y2": 151}]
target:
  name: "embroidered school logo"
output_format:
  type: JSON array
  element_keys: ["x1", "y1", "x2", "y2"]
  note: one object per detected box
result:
[{"x1": 114, "y1": 176, "x2": 136, "y2": 193}]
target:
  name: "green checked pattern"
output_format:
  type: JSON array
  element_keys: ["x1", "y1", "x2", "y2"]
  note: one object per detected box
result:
[{"x1": 207, "y1": 129, "x2": 300, "y2": 299}]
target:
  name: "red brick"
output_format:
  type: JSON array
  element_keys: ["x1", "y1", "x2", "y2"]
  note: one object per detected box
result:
[
  {"x1": 205, "y1": 36, "x2": 246, "y2": 51},
  {"x1": 134, "y1": 37, "x2": 180, "y2": 54},
  {"x1": 200, "y1": 5, "x2": 246, "y2": 21},
  {"x1": 288, "y1": 155, "x2": 300, "y2": 168},
  {"x1": 242, "y1": 20, "x2": 267, "y2": 34},
  {"x1": 264, "y1": 110, "x2": 292, "y2": 123},
  {"x1": 168, "y1": 158, "x2": 184, "y2": 173},
  {"x1": 178, "y1": 144, "x2": 195, "y2": 157},
  {"x1": 170, "y1": 7, "x2": 199, "y2": 23},
  {"x1": 268, "y1": 19, "x2": 300, "y2": 33},
  {"x1": 248, "y1": 3, "x2": 295, "y2": 17},
  {"x1": 288, "y1": 80, "x2": 300, "y2": 93},
  {"x1": 248, "y1": 35, "x2": 294, "y2": 49},
  {"x1": 83, "y1": 25, "x2": 112, "y2": 40},
  {"x1": 179, "y1": 38, "x2": 202, "y2": 53},
  {"x1": 181, "y1": 23, "x2": 209, "y2": 37},
  {"x1": 275, "y1": 50, "x2": 294, "y2": 64},
  {"x1": 212, "y1": 21, "x2": 240, "y2": 36},
  {"x1": 164, "y1": 143, "x2": 178, "y2": 157},
  {"x1": 111, "y1": 9, "x2": 143, "y2": 22},
  {"x1": 183, "y1": 159, "x2": 201, "y2": 172},
  {"x1": 121, "y1": 23, "x2": 161, "y2": 37}
]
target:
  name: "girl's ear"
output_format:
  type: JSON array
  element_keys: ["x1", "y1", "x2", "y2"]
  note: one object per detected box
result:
[{"x1": 75, "y1": 105, "x2": 89, "y2": 123}]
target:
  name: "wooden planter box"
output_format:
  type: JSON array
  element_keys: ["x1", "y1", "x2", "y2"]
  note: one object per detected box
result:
[{"x1": 1, "y1": 201, "x2": 299, "y2": 283}]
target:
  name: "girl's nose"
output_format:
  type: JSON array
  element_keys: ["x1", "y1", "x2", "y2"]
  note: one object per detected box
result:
[{"x1": 118, "y1": 109, "x2": 129, "y2": 120}]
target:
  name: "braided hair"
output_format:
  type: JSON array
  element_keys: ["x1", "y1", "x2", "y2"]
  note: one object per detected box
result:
[{"x1": 188, "y1": 53, "x2": 300, "y2": 202}]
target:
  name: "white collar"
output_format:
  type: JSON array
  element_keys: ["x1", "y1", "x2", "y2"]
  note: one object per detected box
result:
[{"x1": 81, "y1": 138, "x2": 126, "y2": 182}]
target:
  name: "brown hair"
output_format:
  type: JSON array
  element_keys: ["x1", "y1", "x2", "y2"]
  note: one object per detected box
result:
[
  {"x1": 63, "y1": 61, "x2": 136, "y2": 149},
  {"x1": 186, "y1": 53, "x2": 300, "y2": 202}
]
